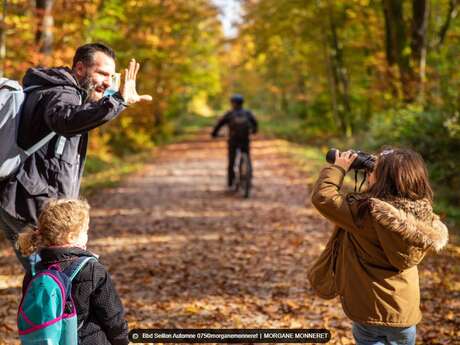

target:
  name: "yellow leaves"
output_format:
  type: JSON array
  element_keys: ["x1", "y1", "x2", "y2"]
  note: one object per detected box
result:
[
  {"x1": 145, "y1": 33, "x2": 161, "y2": 47},
  {"x1": 184, "y1": 304, "x2": 200, "y2": 314},
  {"x1": 162, "y1": 25, "x2": 173, "y2": 33},
  {"x1": 345, "y1": 9, "x2": 357, "y2": 19},
  {"x1": 188, "y1": 92, "x2": 214, "y2": 117},
  {"x1": 353, "y1": 0, "x2": 371, "y2": 6},
  {"x1": 268, "y1": 35, "x2": 283, "y2": 55},
  {"x1": 384, "y1": 92, "x2": 393, "y2": 101},
  {"x1": 120, "y1": 116, "x2": 133, "y2": 129},
  {"x1": 246, "y1": 38, "x2": 256, "y2": 53},
  {"x1": 403, "y1": 46, "x2": 412, "y2": 57},
  {"x1": 256, "y1": 52, "x2": 267, "y2": 65},
  {"x1": 244, "y1": 60, "x2": 255, "y2": 71}
]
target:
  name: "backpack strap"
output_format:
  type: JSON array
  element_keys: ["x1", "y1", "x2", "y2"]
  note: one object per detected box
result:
[
  {"x1": 23, "y1": 132, "x2": 57, "y2": 156},
  {"x1": 63, "y1": 256, "x2": 96, "y2": 282},
  {"x1": 22, "y1": 85, "x2": 42, "y2": 93}
]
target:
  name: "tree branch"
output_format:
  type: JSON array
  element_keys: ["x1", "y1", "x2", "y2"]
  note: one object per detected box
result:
[{"x1": 438, "y1": 0, "x2": 458, "y2": 48}]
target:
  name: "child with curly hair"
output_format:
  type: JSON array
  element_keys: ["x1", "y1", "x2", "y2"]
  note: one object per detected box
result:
[{"x1": 17, "y1": 199, "x2": 129, "y2": 345}]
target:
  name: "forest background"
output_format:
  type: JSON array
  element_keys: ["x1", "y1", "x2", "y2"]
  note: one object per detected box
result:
[{"x1": 1, "y1": 0, "x2": 459, "y2": 232}]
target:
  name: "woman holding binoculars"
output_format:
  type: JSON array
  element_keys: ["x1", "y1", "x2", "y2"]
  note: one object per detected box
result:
[{"x1": 309, "y1": 148, "x2": 448, "y2": 345}]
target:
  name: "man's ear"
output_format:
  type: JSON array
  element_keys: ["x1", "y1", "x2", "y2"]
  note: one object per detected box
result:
[{"x1": 73, "y1": 61, "x2": 86, "y2": 79}]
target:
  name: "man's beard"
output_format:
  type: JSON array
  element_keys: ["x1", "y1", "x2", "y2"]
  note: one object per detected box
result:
[
  {"x1": 78, "y1": 73, "x2": 105, "y2": 101},
  {"x1": 79, "y1": 73, "x2": 96, "y2": 94}
]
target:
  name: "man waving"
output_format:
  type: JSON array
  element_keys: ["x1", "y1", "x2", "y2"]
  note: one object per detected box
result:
[{"x1": 0, "y1": 43, "x2": 152, "y2": 270}]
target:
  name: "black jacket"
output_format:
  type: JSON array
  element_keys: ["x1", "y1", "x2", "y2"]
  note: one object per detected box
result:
[
  {"x1": 22, "y1": 247, "x2": 129, "y2": 345},
  {"x1": 0, "y1": 67, "x2": 126, "y2": 224},
  {"x1": 212, "y1": 108, "x2": 258, "y2": 143}
]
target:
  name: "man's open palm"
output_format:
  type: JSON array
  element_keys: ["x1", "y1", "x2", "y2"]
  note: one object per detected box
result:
[{"x1": 121, "y1": 59, "x2": 152, "y2": 104}]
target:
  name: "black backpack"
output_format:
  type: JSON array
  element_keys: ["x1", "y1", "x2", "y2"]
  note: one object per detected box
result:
[{"x1": 228, "y1": 109, "x2": 252, "y2": 139}]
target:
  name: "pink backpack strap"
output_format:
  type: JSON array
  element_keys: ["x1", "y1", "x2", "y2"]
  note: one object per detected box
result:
[{"x1": 47, "y1": 263, "x2": 62, "y2": 271}]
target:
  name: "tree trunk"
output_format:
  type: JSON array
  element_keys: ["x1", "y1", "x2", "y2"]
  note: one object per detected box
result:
[
  {"x1": 383, "y1": 4, "x2": 395, "y2": 66},
  {"x1": 412, "y1": 0, "x2": 429, "y2": 99},
  {"x1": 317, "y1": 1, "x2": 341, "y2": 134},
  {"x1": 382, "y1": 0, "x2": 414, "y2": 100},
  {"x1": 280, "y1": 90, "x2": 289, "y2": 114},
  {"x1": 35, "y1": 0, "x2": 53, "y2": 56},
  {"x1": 321, "y1": 34, "x2": 341, "y2": 132},
  {"x1": 412, "y1": 0, "x2": 429, "y2": 63},
  {"x1": 327, "y1": 0, "x2": 352, "y2": 136},
  {"x1": 383, "y1": 0, "x2": 407, "y2": 68}
]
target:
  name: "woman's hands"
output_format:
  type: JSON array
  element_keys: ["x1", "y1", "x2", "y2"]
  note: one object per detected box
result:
[
  {"x1": 120, "y1": 58, "x2": 153, "y2": 105},
  {"x1": 334, "y1": 150, "x2": 358, "y2": 172}
]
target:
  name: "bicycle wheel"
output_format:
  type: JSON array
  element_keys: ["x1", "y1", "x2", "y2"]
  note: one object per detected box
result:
[
  {"x1": 233, "y1": 149, "x2": 241, "y2": 192},
  {"x1": 239, "y1": 153, "x2": 251, "y2": 198}
]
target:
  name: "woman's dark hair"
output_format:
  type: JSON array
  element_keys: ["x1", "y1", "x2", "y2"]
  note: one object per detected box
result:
[
  {"x1": 368, "y1": 148, "x2": 433, "y2": 202},
  {"x1": 356, "y1": 148, "x2": 433, "y2": 225},
  {"x1": 72, "y1": 43, "x2": 115, "y2": 68}
]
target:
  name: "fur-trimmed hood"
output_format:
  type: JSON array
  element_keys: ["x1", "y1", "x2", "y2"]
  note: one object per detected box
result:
[{"x1": 369, "y1": 198, "x2": 449, "y2": 252}]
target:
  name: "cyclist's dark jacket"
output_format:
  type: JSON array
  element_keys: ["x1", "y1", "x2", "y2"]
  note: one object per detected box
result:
[{"x1": 211, "y1": 108, "x2": 258, "y2": 143}]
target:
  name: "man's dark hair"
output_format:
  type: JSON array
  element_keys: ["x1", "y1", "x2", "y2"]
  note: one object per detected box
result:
[{"x1": 72, "y1": 43, "x2": 115, "y2": 68}]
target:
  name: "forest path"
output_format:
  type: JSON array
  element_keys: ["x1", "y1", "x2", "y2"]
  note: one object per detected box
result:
[{"x1": 0, "y1": 133, "x2": 458, "y2": 344}]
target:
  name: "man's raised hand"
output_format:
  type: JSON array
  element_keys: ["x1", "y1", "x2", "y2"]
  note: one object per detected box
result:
[{"x1": 121, "y1": 58, "x2": 153, "y2": 105}]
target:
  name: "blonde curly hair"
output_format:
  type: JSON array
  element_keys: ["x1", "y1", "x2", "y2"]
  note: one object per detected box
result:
[{"x1": 16, "y1": 199, "x2": 90, "y2": 256}]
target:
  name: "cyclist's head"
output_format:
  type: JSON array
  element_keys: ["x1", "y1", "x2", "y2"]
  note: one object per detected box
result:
[{"x1": 230, "y1": 94, "x2": 244, "y2": 109}]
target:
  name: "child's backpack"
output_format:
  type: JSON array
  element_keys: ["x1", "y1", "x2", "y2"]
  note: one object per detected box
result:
[
  {"x1": 0, "y1": 78, "x2": 56, "y2": 181},
  {"x1": 17, "y1": 256, "x2": 96, "y2": 345},
  {"x1": 228, "y1": 109, "x2": 253, "y2": 139}
]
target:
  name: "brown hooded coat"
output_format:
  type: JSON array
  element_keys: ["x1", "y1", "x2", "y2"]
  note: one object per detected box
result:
[{"x1": 308, "y1": 165, "x2": 449, "y2": 327}]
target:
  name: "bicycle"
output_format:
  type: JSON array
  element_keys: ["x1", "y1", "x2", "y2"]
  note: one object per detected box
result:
[{"x1": 233, "y1": 147, "x2": 252, "y2": 198}]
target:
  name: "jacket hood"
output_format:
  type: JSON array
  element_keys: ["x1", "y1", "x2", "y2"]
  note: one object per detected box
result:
[
  {"x1": 369, "y1": 198, "x2": 448, "y2": 252},
  {"x1": 39, "y1": 246, "x2": 98, "y2": 264},
  {"x1": 22, "y1": 67, "x2": 81, "y2": 89}
]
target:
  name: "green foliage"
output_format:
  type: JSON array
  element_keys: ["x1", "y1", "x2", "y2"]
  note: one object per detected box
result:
[
  {"x1": 366, "y1": 107, "x2": 460, "y2": 195},
  {"x1": 350, "y1": 107, "x2": 458, "y2": 229}
]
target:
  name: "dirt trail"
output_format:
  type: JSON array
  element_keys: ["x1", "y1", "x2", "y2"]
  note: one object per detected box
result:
[{"x1": 0, "y1": 134, "x2": 458, "y2": 344}]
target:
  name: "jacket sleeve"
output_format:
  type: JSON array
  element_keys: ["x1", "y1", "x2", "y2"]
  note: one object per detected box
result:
[
  {"x1": 90, "y1": 262, "x2": 129, "y2": 345},
  {"x1": 211, "y1": 112, "x2": 230, "y2": 137},
  {"x1": 248, "y1": 111, "x2": 258, "y2": 134},
  {"x1": 43, "y1": 88, "x2": 127, "y2": 137},
  {"x1": 311, "y1": 165, "x2": 359, "y2": 233}
]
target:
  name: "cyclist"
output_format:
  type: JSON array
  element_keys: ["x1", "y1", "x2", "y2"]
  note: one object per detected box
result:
[{"x1": 211, "y1": 94, "x2": 258, "y2": 190}]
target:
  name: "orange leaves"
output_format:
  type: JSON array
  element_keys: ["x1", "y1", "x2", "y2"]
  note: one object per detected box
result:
[{"x1": 1, "y1": 134, "x2": 460, "y2": 344}]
